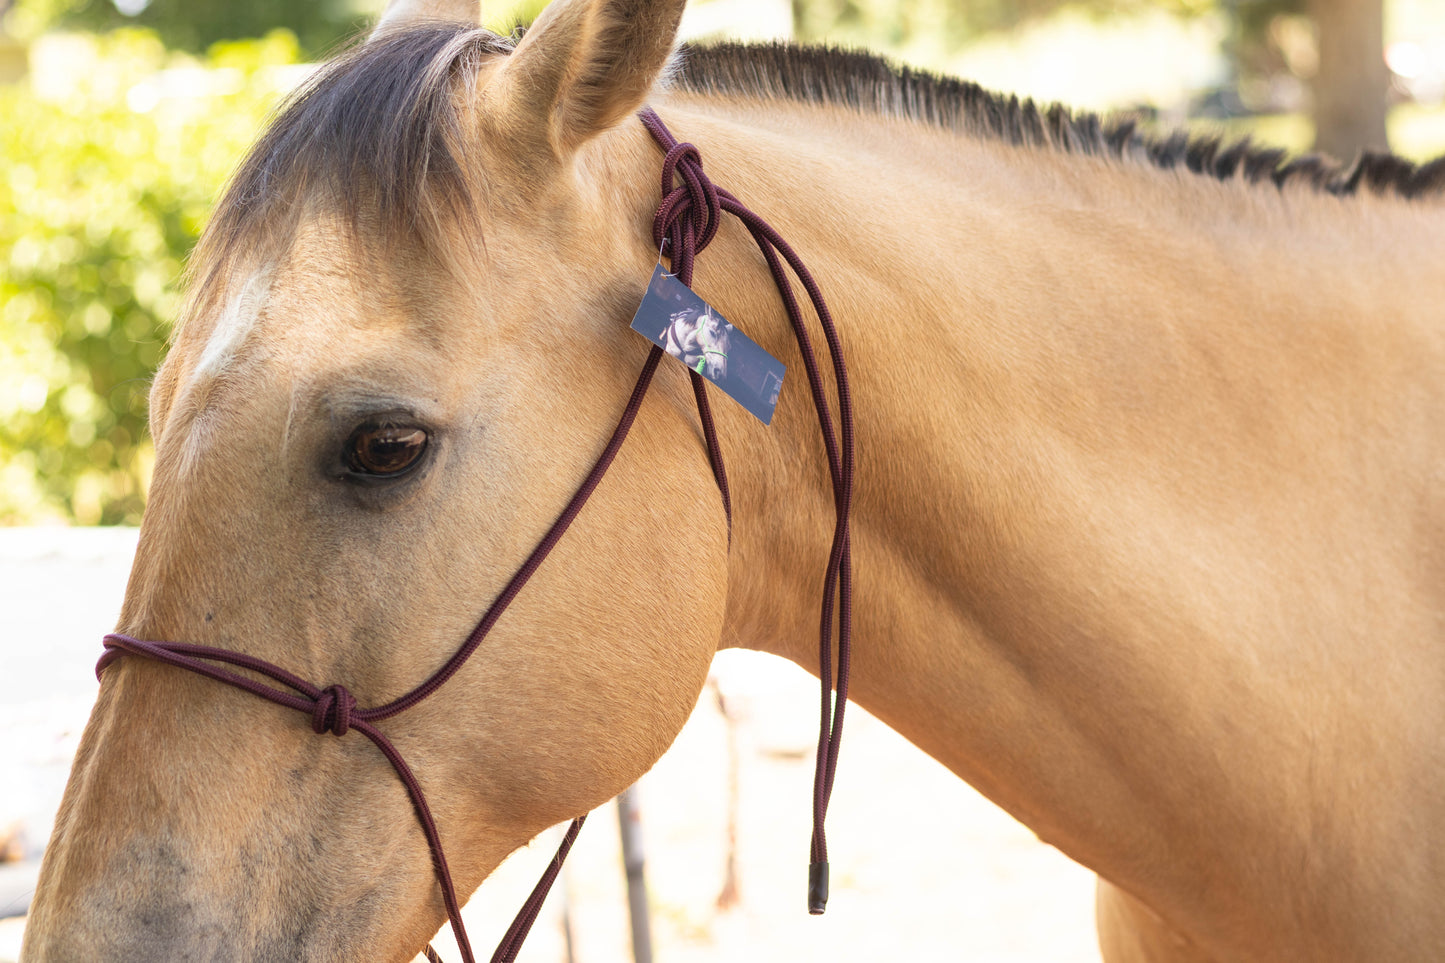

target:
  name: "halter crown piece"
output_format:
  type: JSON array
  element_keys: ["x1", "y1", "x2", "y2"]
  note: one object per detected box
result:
[{"x1": 97, "y1": 109, "x2": 853, "y2": 962}]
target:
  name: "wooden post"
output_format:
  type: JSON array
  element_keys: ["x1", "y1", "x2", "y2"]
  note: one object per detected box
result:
[{"x1": 616, "y1": 786, "x2": 653, "y2": 963}]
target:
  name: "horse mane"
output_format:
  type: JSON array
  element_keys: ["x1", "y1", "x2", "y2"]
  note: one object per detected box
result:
[
  {"x1": 194, "y1": 22, "x2": 1444, "y2": 301},
  {"x1": 672, "y1": 41, "x2": 1445, "y2": 200},
  {"x1": 190, "y1": 24, "x2": 512, "y2": 302}
]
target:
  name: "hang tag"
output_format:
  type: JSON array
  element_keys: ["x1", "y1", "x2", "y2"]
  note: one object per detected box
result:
[{"x1": 630, "y1": 264, "x2": 786, "y2": 425}]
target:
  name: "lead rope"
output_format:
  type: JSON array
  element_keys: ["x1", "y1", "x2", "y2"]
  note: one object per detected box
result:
[
  {"x1": 96, "y1": 107, "x2": 850, "y2": 963},
  {"x1": 637, "y1": 107, "x2": 854, "y2": 913}
]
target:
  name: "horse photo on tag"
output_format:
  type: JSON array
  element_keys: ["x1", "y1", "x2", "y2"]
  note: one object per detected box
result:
[{"x1": 630, "y1": 264, "x2": 785, "y2": 424}]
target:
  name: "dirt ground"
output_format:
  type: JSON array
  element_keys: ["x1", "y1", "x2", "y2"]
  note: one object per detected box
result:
[{"x1": 0, "y1": 528, "x2": 1101, "y2": 963}]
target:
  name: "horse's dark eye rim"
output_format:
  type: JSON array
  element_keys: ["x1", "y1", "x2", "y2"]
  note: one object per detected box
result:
[{"x1": 342, "y1": 423, "x2": 431, "y2": 479}]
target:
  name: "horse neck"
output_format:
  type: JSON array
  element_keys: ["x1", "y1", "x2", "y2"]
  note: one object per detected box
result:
[{"x1": 635, "y1": 95, "x2": 1445, "y2": 951}]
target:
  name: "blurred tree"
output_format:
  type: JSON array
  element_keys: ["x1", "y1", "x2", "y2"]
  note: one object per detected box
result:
[
  {"x1": 789, "y1": 0, "x2": 1389, "y2": 158},
  {"x1": 18, "y1": 0, "x2": 378, "y2": 57},
  {"x1": 0, "y1": 29, "x2": 300, "y2": 524},
  {"x1": 1231, "y1": 0, "x2": 1389, "y2": 157},
  {"x1": 1308, "y1": 0, "x2": 1388, "y2": 157}
]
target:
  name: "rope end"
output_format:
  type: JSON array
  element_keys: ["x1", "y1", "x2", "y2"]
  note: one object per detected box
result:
[{"x1": 808, "y1": 860, "x2": 829, "y2": 915}]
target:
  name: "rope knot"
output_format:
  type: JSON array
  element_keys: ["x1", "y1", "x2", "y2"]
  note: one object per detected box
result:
[
  {"x1": 652, "y1": 140, "x2": 722, "y2": 269},
  {"x1": 311, "y1": 684, "x2": 356, "y2": 736}
]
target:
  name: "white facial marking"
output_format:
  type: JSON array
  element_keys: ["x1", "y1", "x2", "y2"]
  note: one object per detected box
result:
[{"x1": 192, "y1": 269, "x2": 272, "y2": 385}]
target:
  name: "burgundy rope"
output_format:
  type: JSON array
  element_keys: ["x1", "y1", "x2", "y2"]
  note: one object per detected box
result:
[
  {"x1": 93, "y1": 106, "x2": 850, "y2": 963},
  {"x1": 650, "y1": 137, "x2": 732, "y2": 536},
  {"x1": 638, "y1": 108, "x2": 854, "y2": 912}
]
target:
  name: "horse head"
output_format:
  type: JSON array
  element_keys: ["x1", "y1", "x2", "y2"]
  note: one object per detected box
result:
[
  {"x1": 694, "y1": 310, "x2": 731, "y2": 380},
  {"x1": 23, "y1": 0, "x2": 732, "y2": 959}
]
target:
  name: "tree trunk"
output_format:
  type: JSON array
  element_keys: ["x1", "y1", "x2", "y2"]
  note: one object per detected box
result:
[{"x1": 1308, "y1": 0, "x2": 1389, "y2": 160}]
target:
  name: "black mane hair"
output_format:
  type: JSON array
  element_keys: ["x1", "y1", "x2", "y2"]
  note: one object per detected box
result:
[
  {"x1": 672, "y1": 41, "x2": 1445, "y2": 199},
  {"x1": 193, "y1": 23, "x2": 1444, "y2": 299}
]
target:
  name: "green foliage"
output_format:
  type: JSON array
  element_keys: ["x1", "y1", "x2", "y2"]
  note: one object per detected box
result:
[
  {"x1": 10, "y1": 0, "x2": 378, "y2": 58},
  {"x1": 1, "y1": 28, "x2": 301, "y2": 524}
]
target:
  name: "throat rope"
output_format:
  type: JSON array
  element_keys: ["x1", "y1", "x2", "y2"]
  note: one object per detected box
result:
[{"x1": 95, "y1": 108, "x2": 852, "y2": 963}]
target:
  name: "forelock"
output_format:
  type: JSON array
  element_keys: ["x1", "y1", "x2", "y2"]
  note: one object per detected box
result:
[{"x1": 186, "y1": 23, "x2": 515, "y2": 318}]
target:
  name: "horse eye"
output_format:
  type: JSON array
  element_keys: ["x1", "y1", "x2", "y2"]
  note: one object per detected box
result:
[{"x1": 344, "y1": 425, "x2": 429, "y2": 477}]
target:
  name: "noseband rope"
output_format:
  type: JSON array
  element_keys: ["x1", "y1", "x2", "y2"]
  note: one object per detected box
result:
[{"x1": 97, "y1": 108, "x2": 852, "y2": 962}]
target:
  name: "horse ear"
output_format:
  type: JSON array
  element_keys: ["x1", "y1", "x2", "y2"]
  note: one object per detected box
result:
[
  {"x1": 486, "y1": 0, "x2": 686, "y2": 158},
  {"x1": 371, "y1": 0, "x2": 480, "y2": 41}
]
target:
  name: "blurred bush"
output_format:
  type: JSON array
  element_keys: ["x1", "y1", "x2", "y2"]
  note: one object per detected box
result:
[
  {"x1": 10, "y1": 0, "x2": 376, "y2": 59},
  {"x1": 1, "y1": 28, "x2": 303, "y2": 524}
]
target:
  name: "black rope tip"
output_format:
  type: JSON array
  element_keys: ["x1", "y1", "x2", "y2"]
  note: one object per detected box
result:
[{"x1": 808, "y1": 860, "x2": 830, "y2": 914}]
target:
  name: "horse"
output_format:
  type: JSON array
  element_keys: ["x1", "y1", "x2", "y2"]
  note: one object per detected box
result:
[
  {"x1": 22, "y1": 0, "x2": 1445, "y2": 958},
  {"x1": 662, "y1": 307, "x2": 732, "y2": 380}
]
